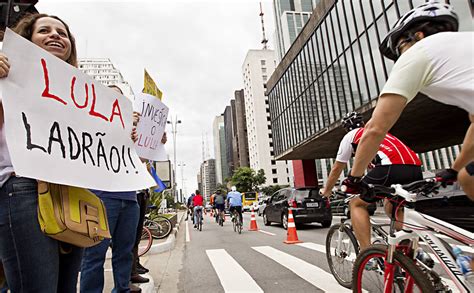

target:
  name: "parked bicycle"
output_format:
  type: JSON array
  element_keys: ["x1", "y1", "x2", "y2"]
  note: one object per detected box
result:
[
  {"x1": 144, "y1": 205, "x2": 173, "y2": 239},
  {"x1": 232, "y1": 210, "x2": 242, "y2": 234},
  {"x1": 138, "y1": 226, "x2": 153, "y2": 257},
  {"x1": 352, "y1": 178, "x2": 473, "y2": 293},
  {"x1": 325, "y1": 191, "x2": 389, "y2": 288}
]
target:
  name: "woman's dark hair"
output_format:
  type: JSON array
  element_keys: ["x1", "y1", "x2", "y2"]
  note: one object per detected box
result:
[
  {"x1": 12, "y1": 13, "x2": 77, "y2": 67},
  {"x1": 195, "y1": 190, "x2": 201, "y2": 195}
]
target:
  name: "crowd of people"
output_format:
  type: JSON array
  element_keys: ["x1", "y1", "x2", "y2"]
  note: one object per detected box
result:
[{"x1": 0, "y1": 0, "x2": 472, "y2": 291}]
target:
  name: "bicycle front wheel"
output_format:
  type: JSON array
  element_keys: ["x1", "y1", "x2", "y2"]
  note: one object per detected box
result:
[
  {"x1": 326, "y1": 223, "x2": 359, "y2": 288},
  {"x1": 138, "y1": 227, "x2": 153, "y2": 257},
  {"x1": 352, "y1": 244, "x2": 434, "y2": 293}
]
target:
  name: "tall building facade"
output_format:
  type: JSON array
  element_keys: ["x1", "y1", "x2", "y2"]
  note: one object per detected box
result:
[
  {"x1": 78, "y1": 58, "x2": 134, "y2": 98},
  {"x1": 223, "y1": 105, "x2": 235, "y2": 178},
  {"x1": 200, "y1": 159, "x2": 216, "y2": 200},
  {"x1": 243, "y1": 49, "x2": 293, "y2": 186},
  {"x1": 266, "y1": 0, "x2": 472, "y2": 187},
  {"x1": 234, "y1": 90, "x2": 250, "y2": 169},
  {"x1": 213, "y1": 115, "x2": 228, "y2": 184},
  {"x1": 273, "y1": 0, "x2": 318, "y2": 61}
]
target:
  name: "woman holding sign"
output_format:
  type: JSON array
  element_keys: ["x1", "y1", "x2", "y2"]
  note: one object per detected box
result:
[{"x1": 0, "y1": 14, "x2": 82, "y2": 292}]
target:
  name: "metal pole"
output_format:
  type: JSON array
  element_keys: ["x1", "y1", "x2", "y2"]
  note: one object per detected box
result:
[{"x1": 173, "y1": 118, "x2": 177, "y2": 202}]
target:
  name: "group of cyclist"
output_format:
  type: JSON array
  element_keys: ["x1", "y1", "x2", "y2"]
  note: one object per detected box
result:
[
  {"x1": 320, "y1": 0, "x2": 473, "y2": 287},
  {"x1": 186, "y1": 186, "x2": 244, "y2": 229}
]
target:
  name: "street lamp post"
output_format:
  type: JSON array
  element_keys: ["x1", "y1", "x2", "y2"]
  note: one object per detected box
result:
[
  {"x1": 178, "y1": 162, "x2": 186, "y2": 202},
  {"x1": 167, "y1": 116, "x2": 181, "y2": 203}
]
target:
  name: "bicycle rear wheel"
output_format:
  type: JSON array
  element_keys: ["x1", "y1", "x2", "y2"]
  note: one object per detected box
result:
[
  {"x1": 138, "y1": 227, "x2": 153, "y2": 257},
  {"x1": 352, "y1": 244, "x2": 434, "y2": 293},
  {"x1": 326, "y1": 223, "x2": 359, "y2": 288},
  {"x1": 148, "y1": 216, "x2": 173, "y2": 239}
]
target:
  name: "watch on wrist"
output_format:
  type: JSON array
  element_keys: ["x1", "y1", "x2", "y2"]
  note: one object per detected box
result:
[{"x1": 347, "y1": 175, "x2": 363, "y2": 183}]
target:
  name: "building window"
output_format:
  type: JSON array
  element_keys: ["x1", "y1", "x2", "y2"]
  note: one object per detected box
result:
[
  {"x1": 262, "y1": 68, "x2": 267, "y2": 74},
  {"x1": 271, "y1": 160, "x2": 276, "y2": 165},
  {"x1": 267, "y1": 117, "x2": 271, "y2": 121},
  {"x1": 273, "y1": 178, "x2": 278, "y2": 184},
  {"x1": 272, "y1": 169, "x2": 277, "y2": 174},
  {"x1": 270, "y1": 151, "x2": 274, "y2": 156},
  {"x1": 260, "y1": 60, "x2": 266, "y2": 66}
]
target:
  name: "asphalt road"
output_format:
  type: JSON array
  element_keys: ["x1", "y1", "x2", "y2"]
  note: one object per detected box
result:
[
  {"x1": 173, "y1": 210, "x2": 471, "y2": 293},
  {"x1": 181, "y1": 211, "x2": 351, "y2": 293}
]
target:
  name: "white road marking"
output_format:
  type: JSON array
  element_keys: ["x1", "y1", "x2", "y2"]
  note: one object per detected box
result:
[
  {"x1": 298, "y1": 241, "x2": 357, "y2": 263},
  {"x1": 258, "y1": 229, "x2": 276, "y2": 236},
  {"x1": 185, "y1": 220, "x2": 190, "y2": 242},
  {"x1": 206, "y1": 249, "x2": 264, "y2": 293},
  {"x1": 252, "y1": 246, "x2": 351, "y2": 292}
]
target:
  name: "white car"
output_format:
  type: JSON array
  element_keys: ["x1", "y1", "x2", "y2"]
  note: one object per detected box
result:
[{"x1": 256, "y1": 198, "x2": 268, "y2": 216}]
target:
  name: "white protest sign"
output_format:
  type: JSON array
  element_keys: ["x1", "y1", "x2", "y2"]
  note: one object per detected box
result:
[
  {"x1": 0, "y1": 29, "x2": 155, "y2": 191},
  {"x1": 134, "y1": 92, "x2": 169, "y2": 161}
]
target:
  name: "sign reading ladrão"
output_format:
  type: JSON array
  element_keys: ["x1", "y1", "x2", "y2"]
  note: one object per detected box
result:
[
  {"x1": 134, "y1": 92, "x2": 168, "y2": 161},
  {"x1": 0, "y1": 29, "x2": 155, "y2": 191}
]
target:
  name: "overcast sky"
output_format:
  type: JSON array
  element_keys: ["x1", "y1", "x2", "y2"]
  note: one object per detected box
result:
[{"x1": 37, "y1": 0, "x2": 276, "y2": 196}]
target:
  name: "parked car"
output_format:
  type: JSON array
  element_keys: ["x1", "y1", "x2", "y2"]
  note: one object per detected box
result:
[
  {"x1": 415, "y1": 182, "x2": 473, "y2": 232},
  {"x1": 330, "y1": 191, "x2": 376, "y2": 218},
  {"x1": 262, "y1": 187, "x2": 332, "y2": 229},
  {"x1": 256, "y1": 197, "x2": 268, "y2": 216}
]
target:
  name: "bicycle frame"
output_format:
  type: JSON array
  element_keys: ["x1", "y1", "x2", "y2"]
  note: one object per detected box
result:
[{"x1": 384, "y1": 185, "x2": 474, "y2": 293}]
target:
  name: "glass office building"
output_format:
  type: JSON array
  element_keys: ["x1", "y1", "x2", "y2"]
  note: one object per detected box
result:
[{"x1": 267, "y1": 0, "x2": 473, "y2": 160}]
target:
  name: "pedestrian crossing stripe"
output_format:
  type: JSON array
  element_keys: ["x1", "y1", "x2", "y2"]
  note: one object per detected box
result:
[
  {"x1": 252, "y1": 246, "x2": 351, "y2": 292},
  {"x1": 206, "y1": 249, "x2": 264, "y2": 293}
]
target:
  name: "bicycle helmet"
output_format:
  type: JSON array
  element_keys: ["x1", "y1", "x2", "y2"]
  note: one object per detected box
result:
[
  {"x1": 231, "y1": 186, "x2": 237, "y2": 192},
  {"x1": 380, "y1": 1, "x2": 458, "y2": 61},
  {"x1": 341, "y1": 112, "x2": 364, "y2": 132}
]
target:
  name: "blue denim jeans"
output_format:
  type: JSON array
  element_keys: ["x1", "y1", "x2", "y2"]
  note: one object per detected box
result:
[
  {"x1": 80, "y1": 197, "x2": 139, "y2": 293},
  {"x1": 0, "y1": 176, "x2": 83, "y2": 292},
  {"x1": 194, "y1": 206, "x2": 203, "y2": 226}
]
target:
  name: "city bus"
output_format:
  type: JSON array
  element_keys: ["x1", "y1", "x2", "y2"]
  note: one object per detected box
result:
[{"x1": 242, "y1": 192, "x2": 258, "y2": 212}]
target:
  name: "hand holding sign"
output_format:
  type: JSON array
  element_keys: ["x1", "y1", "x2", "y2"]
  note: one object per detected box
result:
[
  {"x1": 0, "y1": 29, "x2": 155, "y2": 191},
  {"x1": 133, "y1": 92, "x2": 169, "y2": 161}
]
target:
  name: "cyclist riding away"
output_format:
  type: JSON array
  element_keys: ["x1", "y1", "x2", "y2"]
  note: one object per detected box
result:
[
  {"x1": 193, "y1": 190, "x2": 204, "y2": 229},
  {"x1": 187, "y1": 193, "x2": 195, "y2": 223},
  {"x1": 344, "y1": 1, "x2": 474, "y2": 200},
  {"x1": 321, "y1": 112, "x2": 423, "y2": 250},
  {"x1": 226, "y1": 186, "x2": 243, "y2": 225},
  {"x1": 209, "y1": 192, "x2": 216, "y2": 221},
  {"x1": 214, "y1": 189, "x2": 226, "y2": 224}
]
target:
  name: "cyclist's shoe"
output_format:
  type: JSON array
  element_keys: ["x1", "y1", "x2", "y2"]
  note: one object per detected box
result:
[
  {"x1": 415, "y1": 248, "x2": 435, "y2": 268},
  {"x1": 137, "y1": 262, "x2": 149, "y2": 274},
  {"x1": 365, "y1": 257, "x2": 384, "y2": 271}
]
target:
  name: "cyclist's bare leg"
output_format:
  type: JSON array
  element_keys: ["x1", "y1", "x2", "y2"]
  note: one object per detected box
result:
[
  {"x1": 458, "y1": 167, "x2": 474, "y2": 200},
  {"x1": 350, "y1": 197, "x2": 371, "y2": 250},
  {"x1": 383, "y1": 199, "x2": 404, "y2": 230}
]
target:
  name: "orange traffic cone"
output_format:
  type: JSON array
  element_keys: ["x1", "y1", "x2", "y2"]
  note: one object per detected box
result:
[
  {"x1": 284, "y1": 209, "x2": 302, "y2": 244},
  {"x1": 249, "y1": 207, "x2": 258, "y2": 231}
]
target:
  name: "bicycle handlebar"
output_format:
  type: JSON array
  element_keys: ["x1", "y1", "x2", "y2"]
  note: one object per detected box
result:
[{"x1": 368, "y1": 178, "x2": 442, "y2": 202}]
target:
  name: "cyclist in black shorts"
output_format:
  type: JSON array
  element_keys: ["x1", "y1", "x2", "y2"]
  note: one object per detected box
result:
[
  {"x1": 214, "y1": 190, "x2": 226, "y2": 224},
  {"x1": 322, "y1": 112, "x2": 422, "y2": 250}
]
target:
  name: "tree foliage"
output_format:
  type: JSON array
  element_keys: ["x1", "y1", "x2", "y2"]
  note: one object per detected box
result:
[{"x1": 230, "y1": 167, "x2": 266, "y2": 192}]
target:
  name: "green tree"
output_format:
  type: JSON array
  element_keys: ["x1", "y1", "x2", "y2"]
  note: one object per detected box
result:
[
  {"x1": 230, "y1": 167, "x2": 266, "y2": 192},
  {"x1": 214, "y1": 183, "x2": 228, "y2": 194},
  {"x1": 260, "y1": 184, "x2": 289, "y2": 197}
]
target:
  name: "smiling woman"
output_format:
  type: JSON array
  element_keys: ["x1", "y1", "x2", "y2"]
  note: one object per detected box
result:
[{"x1": 0, "y1": 13, "x2": 83, "y2": 293}]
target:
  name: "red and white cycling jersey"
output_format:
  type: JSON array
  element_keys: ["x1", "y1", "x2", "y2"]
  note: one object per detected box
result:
[{"x1": 336, "y1": 128, "x2": 421, "y2": 166}]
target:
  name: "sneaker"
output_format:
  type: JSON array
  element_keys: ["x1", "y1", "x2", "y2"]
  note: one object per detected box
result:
[
  {"x1": 131, "y1": 274, "x2": 150, "y2": 284},
  {"x1": 129, "y1": 283, "x2": 142, "y2": 293},
  {"x1": 365, "y1": 258, "x2": 384, "y2": 271}
]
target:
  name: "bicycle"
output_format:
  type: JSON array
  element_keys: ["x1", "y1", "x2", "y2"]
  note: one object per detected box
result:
[
  {"x1": 144, "y1": 206, "x2": 173, "y2": 239},
  {"x1": 138, "y1": 226, "x2": 153, "y2": 257},
  {"x1": 217, "y1": 210, "x2": 224, "y2": 227},
  {"x1": 231, "y1": 209, "x2": 242, "y2": 234},
  {"x1": 325, "y1": 191, "x2": 389, "y2": 288},
  {"x1": 352, "y1": 178, "x2": 474, "y2": 293}
]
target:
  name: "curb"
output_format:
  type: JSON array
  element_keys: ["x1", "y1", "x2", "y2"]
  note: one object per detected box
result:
[
  {"x1": 147, "y1": 212, "x2": 185, "y2": 255},
  {"x1": 106, "y1": 213, "x2": 185, "y2": 259}
]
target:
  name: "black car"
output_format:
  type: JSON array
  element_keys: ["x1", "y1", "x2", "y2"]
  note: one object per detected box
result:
[
  {"x1": 415, "y1": 182, "x2": 474, "y2": 232},
  {"x1": 330, "y1": 191, "x2": 376, "y2": 218},
  {"x1": 262, "y1": 187, "x2": 332, "y2": 229}
]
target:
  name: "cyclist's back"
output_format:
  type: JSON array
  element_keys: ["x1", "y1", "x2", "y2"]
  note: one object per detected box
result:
[{"x1": 227, "y1": 186, "x2": 243, "y2": 224}]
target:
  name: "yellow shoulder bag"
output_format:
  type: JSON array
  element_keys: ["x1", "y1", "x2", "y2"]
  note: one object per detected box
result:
[{"x1": 37, "y1": 181, "x2": 111, "y2": 248}]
